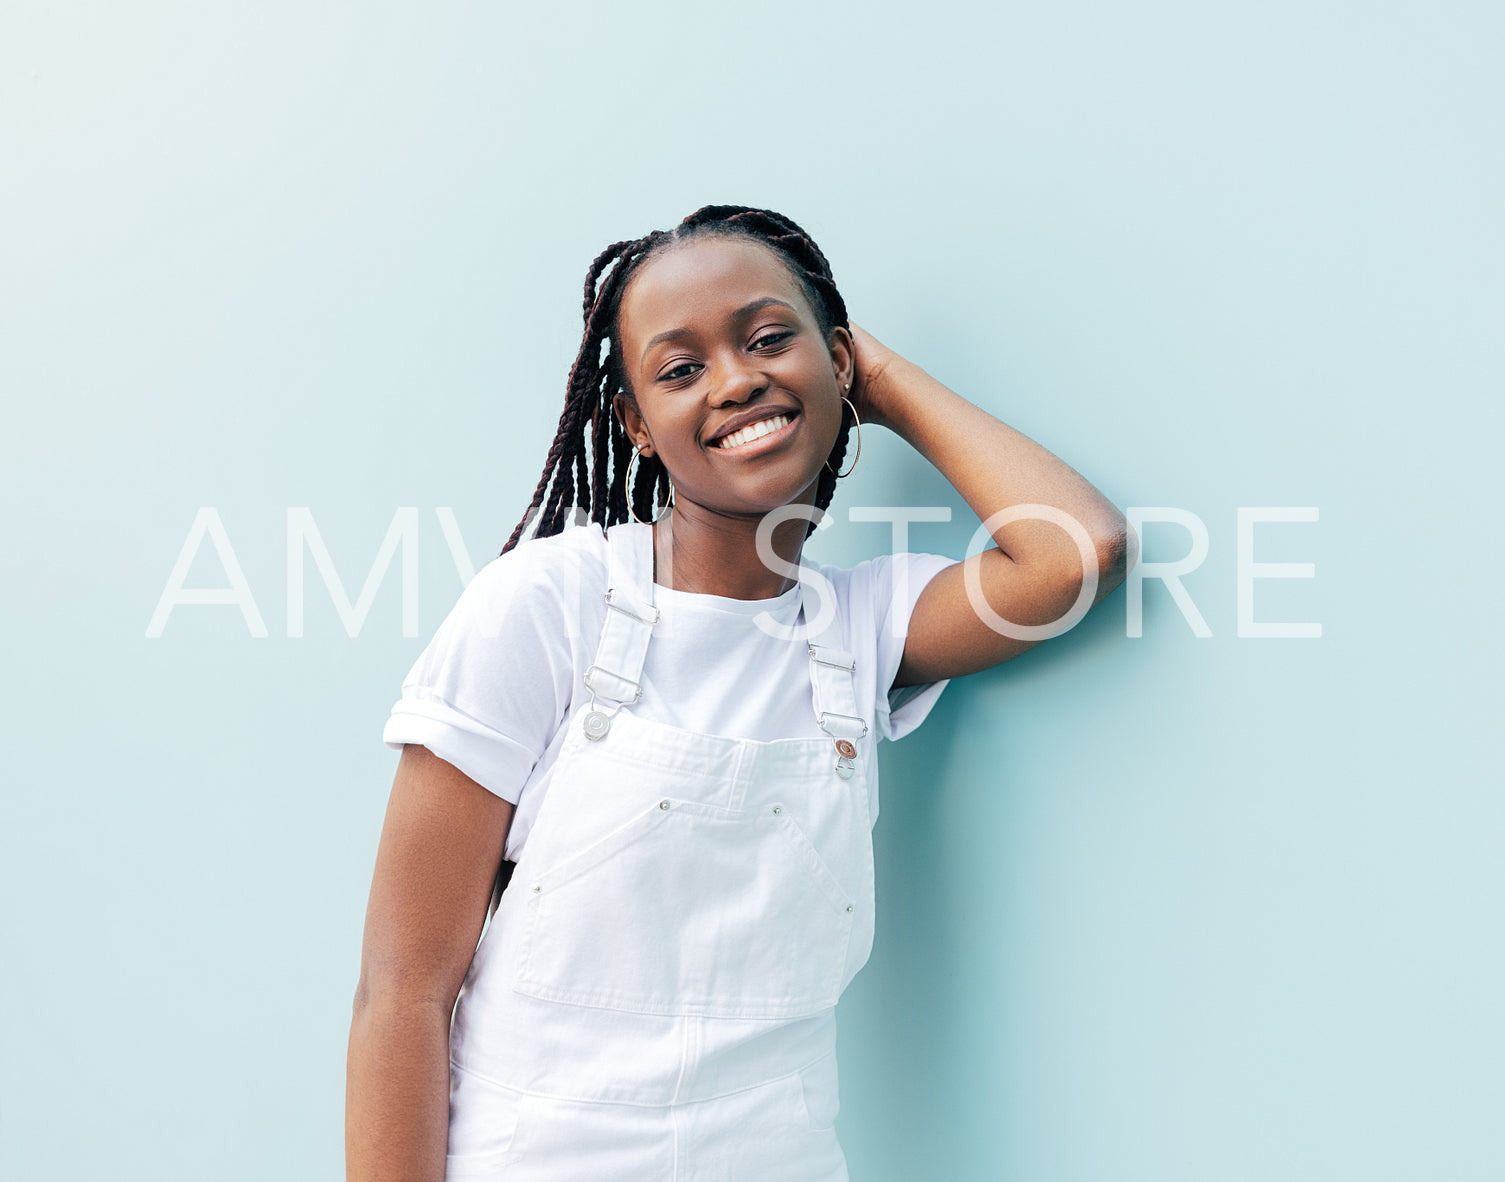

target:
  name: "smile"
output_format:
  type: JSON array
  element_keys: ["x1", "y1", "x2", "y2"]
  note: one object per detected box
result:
[{"x1": 711, "y1": 413, "x2": 798, "y2": 453}]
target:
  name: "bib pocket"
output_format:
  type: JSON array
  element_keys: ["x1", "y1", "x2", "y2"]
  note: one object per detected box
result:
[{"x1": 514, "y1": 797, "x2": 855, "y2": 1019}]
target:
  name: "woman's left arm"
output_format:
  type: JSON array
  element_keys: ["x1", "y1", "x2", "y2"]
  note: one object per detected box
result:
[{"x1": 848, "y1": 323, "x2": 1134, "y2": 686}]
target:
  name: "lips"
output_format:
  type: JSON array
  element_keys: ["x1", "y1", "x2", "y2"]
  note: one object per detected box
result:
[
  {"x1": 707, "y1": 406, "x2": 800, "y2": 449},
  {"x1": 714, "y1": 413, "x2": 797, "y2": 451}
]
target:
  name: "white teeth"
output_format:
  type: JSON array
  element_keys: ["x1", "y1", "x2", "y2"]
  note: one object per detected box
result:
[{"x1": 716, "y1": 414, "x2": 792, "y2": 450}]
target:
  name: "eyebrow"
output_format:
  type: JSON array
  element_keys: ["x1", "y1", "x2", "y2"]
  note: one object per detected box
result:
[{"x1": 638, "y1": 297, "x2": 799, "y2": 367}]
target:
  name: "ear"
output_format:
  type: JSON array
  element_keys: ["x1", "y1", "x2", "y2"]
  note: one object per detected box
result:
[
  {"x1": 612, "y1": 393, "x2": 654, "y2": 456},
  {"x1": 826, "y1": 326, "x2": 855, "y2": 393}
]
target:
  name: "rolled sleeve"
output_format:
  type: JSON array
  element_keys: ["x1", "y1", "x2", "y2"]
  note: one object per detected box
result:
[
  {"x1": 872, "y1": 551, "x2": 957, "y2": 743},
  {"x1": 379, "y1": 543, "x2": 584, "y2": 805},
  {"x1": 382, "y1": 689, "x2": 539, "y2": 805}
]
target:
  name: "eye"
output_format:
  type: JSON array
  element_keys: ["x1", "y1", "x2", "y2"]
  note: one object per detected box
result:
[
  {"x1": 750, "y1": 330, "x2": 793, "y2": 351},
  {"x1": 659, "y1": 361, "x2": 700, "y2": 383}
]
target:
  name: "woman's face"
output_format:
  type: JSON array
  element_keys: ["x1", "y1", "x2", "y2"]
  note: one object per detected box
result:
[{"x1": 613, "y1": 236, "x2": 853, "y2": 522}]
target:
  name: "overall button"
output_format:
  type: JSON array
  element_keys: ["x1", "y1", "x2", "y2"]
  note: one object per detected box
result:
[{"x1": 835, "y1": 739, "x2": 857, "y2": 760}]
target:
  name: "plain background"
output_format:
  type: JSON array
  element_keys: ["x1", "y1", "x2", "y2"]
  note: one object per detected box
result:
[{"x1": 3, "y1": 2, "x2": 1501, "y2": 1178}]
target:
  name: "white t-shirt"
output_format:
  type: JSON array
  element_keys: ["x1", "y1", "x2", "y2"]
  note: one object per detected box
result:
[{"x1": 382, "y1": 522, "x2": 957, "y2": 860}]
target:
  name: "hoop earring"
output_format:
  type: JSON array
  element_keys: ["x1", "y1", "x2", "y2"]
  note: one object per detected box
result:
[
  {"x1": 824, "y1": 395, "x2": 861, "y2": 479},
  {"x1": 625, "y1": 445, "x2": 674, "y2": 524}
]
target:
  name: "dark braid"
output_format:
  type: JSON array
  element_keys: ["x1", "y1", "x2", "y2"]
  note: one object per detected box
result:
[{"x1": 501, "y1": 206, "x2": 854, "y2": 555}]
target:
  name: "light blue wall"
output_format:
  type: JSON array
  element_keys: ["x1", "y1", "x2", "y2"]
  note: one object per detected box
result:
[{"x1": 3, "y1": 2, "x2": 1500, "y2": 1178}]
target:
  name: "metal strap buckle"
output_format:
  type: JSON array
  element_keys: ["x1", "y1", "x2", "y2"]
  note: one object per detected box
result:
[
  {"x1": 604, "y1": 588, "x2": 660, "y2": 626},
  {"x1": 584, "y1": 664, "x2": 643, "y2": 705},
  {"x1": 816, "y1": 710, "x2": 869, "y2": 739},
  {"x1": 807, "y1": 644, "x2": 856, "y2": 672}
]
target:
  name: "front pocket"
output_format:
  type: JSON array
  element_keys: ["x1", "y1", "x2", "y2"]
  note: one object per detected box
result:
[
  {"x1": 514, "y1": 798, "x2": 855, "y2": 1019},
  {"x1": 445, "y1": 1062, "x2": 527, "y2": 1177},
  {"x1": 444, "y1": 1147, "x2": 515, "y2": 1180},
  {"x1": 796, "y1": 1050, "x2": 841, "y2": 1132}
]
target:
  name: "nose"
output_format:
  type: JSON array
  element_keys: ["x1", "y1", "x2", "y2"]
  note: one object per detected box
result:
[{"x1": 707, "y1": 352, "x2": 768, "y2": 407}]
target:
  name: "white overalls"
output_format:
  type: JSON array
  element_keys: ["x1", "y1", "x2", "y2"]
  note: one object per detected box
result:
[{"x1": 444, "y1": 521, "x2": 878, "y2": 1181}]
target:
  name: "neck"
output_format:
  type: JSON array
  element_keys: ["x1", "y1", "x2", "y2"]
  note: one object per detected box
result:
[{"x1": 650, "y1": 494, "x2": 817, "y2": 600}]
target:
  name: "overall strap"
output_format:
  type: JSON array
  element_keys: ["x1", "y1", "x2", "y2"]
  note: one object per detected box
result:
[
  {"x1": 580, "y1": 523, "x2": 658, "y2": 741},
  {"x1": 798, "y1": 566, "x2": 867, "y2": 778}
]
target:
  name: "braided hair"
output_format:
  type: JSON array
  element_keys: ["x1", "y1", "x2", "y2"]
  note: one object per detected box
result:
[{"x1": 500, "y1": 205, "x2": 854, "y2": 555}]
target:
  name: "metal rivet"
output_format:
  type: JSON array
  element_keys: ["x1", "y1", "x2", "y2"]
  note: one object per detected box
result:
[
  {"x1": 846, "y1": 904, "x2": 854, "y2": 912},
  {"x1": 532, "y1": 883, "x2": 541, "y2": 893},
  {"x1": 659, "y1": 799, "x2": 670, "y2": 810},
  {"x1": 772, "y1": 805, "x2": 782, "y2": 815}
]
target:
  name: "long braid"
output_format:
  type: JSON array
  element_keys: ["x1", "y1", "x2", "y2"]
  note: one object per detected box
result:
[
  {"x1": 503, "y1": 238, "x2": 642, "y2": 552},
  {"x1": 588, "y1": 380, "x2": 610, "y2": 526},
  {"x1": 501, "y1": 207, "x2": 854, "y2": 555},
  {"x1": 608, "y1": 418, "x2": 633, "y2": 524}
]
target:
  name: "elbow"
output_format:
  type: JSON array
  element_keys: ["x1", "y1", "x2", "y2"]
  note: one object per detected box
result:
[
  {"x1": 1030, "y1": 531, "x2": 1128, "y2": 618},
  {"x1": 1046, "y1": 515, "x2": 1130, "y2": 608},
  {"x1": 1093, "y1": 519, "x2": 1133, "y2": 597},
  {"x1": 350, "y1": 970, "x2": 376, "y2": 1019},
  {"x1": 350, "y1": 971, "x2": 385, "y2": 1031},
  {"x1": 350, "y1": 960, "x2": 457, "y2": 1025},
  {"x1": 995, "y1": 508, "x2": 1134, "y2": 618}
]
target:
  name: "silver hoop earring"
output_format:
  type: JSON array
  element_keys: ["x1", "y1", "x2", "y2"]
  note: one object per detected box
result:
[
  {"x1": 625, "y1": 445, "x2": 674, "y2": 524},
  {"x1": 824, "y1": 396, "x2": 861, "y2": 479}
]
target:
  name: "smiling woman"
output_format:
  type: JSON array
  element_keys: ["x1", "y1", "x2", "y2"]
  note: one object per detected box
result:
[
  {"x1": 347, "y1": 205, "x2": 1132, "y2": 1181},
  {"x1": 612, "y1": 235, "x2": 852, "y2": 551}
]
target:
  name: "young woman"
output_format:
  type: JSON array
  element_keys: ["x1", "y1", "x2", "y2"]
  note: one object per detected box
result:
[{"x1": 347, "y1": 205, "x2": 1130, "y2": 1180}]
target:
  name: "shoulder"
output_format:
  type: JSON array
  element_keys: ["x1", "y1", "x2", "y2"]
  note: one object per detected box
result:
[
  {"x1": 810, "y1": 551, "x2": 957, "y2": 611},
  {"x1": 386, "y1": 527, "x2": 607, "y2": 786},
  {"x1": 807, "y1": 550, "x2": 959, "y2": 649}
]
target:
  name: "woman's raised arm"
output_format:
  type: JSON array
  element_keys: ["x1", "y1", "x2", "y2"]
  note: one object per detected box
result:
[
  {"x1": 848, "y1": 323, "x2": 1133, "y2": 686},
  {"x1": 346, "y1": 745, "x2": 514, "y2": 1181}
]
